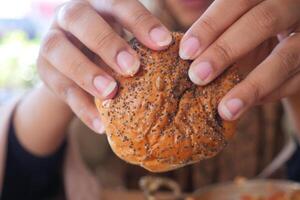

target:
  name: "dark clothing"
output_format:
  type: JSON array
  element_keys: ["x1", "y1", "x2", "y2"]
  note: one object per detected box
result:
[
  {"x1": 1, "y1": 118, "x2": 65, "y2": 200},
  {"x1": 287, "y1": 138, "x2": 300, "y2": 182}
]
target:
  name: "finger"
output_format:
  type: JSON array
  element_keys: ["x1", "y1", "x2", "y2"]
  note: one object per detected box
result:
[
  {"x1": 37, "y1": 57, "x2": 105, "y2": 134},
  {"x1": 263, "y1": 72, "x2": 300, "y2": 102},
  {"x1": 180, "y1": 0, "x2": 263, "y2": 60},
  {"x1": 40, "y1": 29, "x2": 118, "y2": 100},
  {"x1": 188, "y1": 0, "x2": 300, "y2": 86},
  {"x1": 218, "y1": 32, "x2": 300, "y2": 121},
  {"x1": 88, "y1": 0, "x2": 172, "y2": 50},
  {"x1": 57, "y1": 1, "x2": 140, "y2": 76}
]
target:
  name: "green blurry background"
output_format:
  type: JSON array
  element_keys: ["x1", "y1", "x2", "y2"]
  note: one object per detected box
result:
[
  {"x1": 0, "y1": 31, "x2": 39, "y2": 89},
  {"x1": 0, "y1": 0, "x2": 65, "y2": 104}
]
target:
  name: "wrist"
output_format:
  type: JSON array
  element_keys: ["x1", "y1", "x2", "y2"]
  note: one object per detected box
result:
[
  {"x1": 38, "y1": 83, "x2": 73, "y2": 117},
  {"x1": 14, "y1": 83, "x2": 74, "y2": 156}
]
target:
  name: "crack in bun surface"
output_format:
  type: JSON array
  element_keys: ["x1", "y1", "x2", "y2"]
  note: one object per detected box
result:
[{"x1": 95, "y1": 32, "x2": 239, "y2": 172}]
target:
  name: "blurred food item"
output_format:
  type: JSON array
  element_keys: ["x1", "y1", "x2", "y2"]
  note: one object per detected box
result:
[
  {"x1": 193, "y1": 180, "x2": 300, "y2": 200},
  {"x1": 291, "y1": 190, "x2": 300, "y2": 200},
  {"x1": 235, "y1": 176, "x2": 248, "y2": 185},
  {"x1": 95, "y1": 32, "x2": 239, "y2": 172},
  {"x1": 240, "y1": 189, "x2": 300, "y2": 200},
  {"x1": 137, "y1": 178, "x2": 300, "y2": 200},
  {"x1": 139, "y1": 176, "x2": 182, "y2": 200}
]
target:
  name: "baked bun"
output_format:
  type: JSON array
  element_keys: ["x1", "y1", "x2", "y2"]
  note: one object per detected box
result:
[{"x1": 95, "y1": 32, "x2": 239, "y2": 172}]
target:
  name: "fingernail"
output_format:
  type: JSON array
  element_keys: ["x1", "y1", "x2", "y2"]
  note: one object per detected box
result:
[
  {"x1": 149, "y1": 26, "x2": 172, "y2": 47},
  {"x1": 180, "y1": 37, "x2": 200, "y2": 60},
  {"x1": 188, "y1": 61, "x2": 212, "y2": 85},
  {"x1": 117, "y1": 51, "x2": 140, "y2": 76},
  {"x1": 93, "y1": 75, "x2": 117, "y2": 98},
  {"x1": 92, "y1": 118, "x2": 105, "y2": 134},
  {"x1": 221, "y1": 98, "x2": 244, "y2": 120}
]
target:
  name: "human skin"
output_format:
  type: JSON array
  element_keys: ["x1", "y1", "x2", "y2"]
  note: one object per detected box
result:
[
  {"x1": 178, "y1": 0, "x2": 300, "y2": 122},
  {"x1": 14, "y1": 0, "x2": 300, "y2": 156}
]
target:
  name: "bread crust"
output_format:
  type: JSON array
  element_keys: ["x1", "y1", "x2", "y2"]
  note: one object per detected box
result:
[{"x1": 95, "y1": 33, "x2": 239, "y2": 172}]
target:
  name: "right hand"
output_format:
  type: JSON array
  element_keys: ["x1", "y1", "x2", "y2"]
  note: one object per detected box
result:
[{"x1": 37, "y1": 0, "x2": 172, "y2": 134}]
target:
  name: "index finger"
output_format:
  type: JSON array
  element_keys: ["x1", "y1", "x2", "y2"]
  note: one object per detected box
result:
[
  {"x1": 188, "y1": 0, "x2": 300, "y2": 86},
  {"x1": 180, "y1": 0, "x2": 263, "y2": 60},
  {"x1": 218, "y1": 33, "x2": 300, "y2": 121},
  {"x1": 88, "y1": 0, "x2": 173, "y2": 50}
]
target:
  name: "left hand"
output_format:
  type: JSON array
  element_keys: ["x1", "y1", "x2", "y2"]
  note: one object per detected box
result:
[{"x1": 180, "y1": 0, "x2": 300, "y2": 121}]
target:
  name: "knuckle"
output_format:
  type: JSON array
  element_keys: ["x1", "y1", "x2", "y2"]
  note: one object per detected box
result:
[
  {"x1": 251, "y1": 4, "x2": 279, "y2": 34},
  {"x1": 93, "y1": 30, "x2": 116, "y2": 53},
  {"x1": 78, "y1": 111, "x2": 92, "y2": 128},
  {"x1": 131, "y1": 9, "x2": 155, "y2": 28},
  {"x1": 68, "y1": 59, "x2": 95, "y2": 92},
  {"x1": 198, "y1": 15, "x2": 218, "y2": 35},
  {"x1": 58, "y1": 1, "x2": 87, "y2": 28},
  {"x1": 69, "y1": 59, "x2": 87, "y2": 78},
  {"x1": 41, "y1": 30, "x2": 63, "y2": 56},
  {"x1": 77, "y1": 106, "x2": 89, "y2": 121},
  {"x1": 244, "y1": 78, "x2": 264, "y2": 103},
  {"x1": 59, "y1": 83, "x2": 76, "y2": 102},
  {"x1": 275, "y1": 49, "x2": 299, "y2": 77},
  {"x1": 212, "y1": 39, "x2": 235, "y2": 63}
]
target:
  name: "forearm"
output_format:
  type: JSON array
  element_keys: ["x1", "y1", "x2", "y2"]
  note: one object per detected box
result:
[
  {"x1": 14, "y1": 84, "x2": 73, "y2": 156},
  {"x1": 284, "y1": 92, "x2": 300, "y2": 139}
]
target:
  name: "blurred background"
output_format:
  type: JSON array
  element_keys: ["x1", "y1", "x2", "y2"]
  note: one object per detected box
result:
[{"x1": 0, "y1": 0, "x2": 66, "y2": 105}]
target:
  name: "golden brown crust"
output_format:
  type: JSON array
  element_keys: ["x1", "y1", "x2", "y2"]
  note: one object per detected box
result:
[{"x1": 95, "y1": 32, "x2": 239, "y2": 172}]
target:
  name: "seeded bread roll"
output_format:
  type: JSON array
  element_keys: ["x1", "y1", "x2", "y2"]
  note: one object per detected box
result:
[{"x1": 95, "y1": 32, "x2": 239, "y2": 172}]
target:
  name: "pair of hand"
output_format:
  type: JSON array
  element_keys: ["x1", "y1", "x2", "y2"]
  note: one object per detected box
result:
[{"x1": 37, "y1": 0, "x2": 300, "y2": 134}]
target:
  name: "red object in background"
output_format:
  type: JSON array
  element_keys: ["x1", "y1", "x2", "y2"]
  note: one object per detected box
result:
[
  {"x1": 31, "y1": 0, "x2": 66, "y2": 20},
  {"x1": 36, "y1": 2, "x2": 55, "y2": 18}
]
